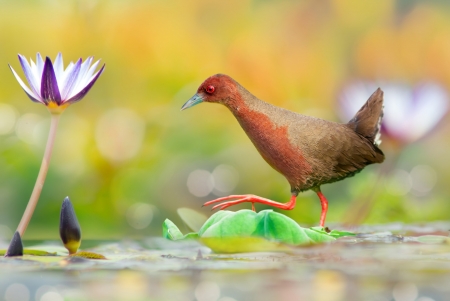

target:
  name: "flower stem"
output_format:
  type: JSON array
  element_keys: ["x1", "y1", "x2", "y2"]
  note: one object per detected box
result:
[{"x1": 16, "y1": 113, "x2": 61, "y2": 237}]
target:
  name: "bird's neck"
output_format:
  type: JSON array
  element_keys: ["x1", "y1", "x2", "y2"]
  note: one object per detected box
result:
[{"x1": 224, "y1": 86, "x2": 264, "y2": 117}]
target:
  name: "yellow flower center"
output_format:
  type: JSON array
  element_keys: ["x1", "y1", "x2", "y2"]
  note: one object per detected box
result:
[{"x1": 47, "y1": 101, "x2": 69, "y2": 115}]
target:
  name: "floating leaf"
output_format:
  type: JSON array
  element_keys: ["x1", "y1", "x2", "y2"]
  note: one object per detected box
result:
[
  {"x1": 198, "y1": 210, "x2": 339, "y2": 245},
  {"x1": 414, "y1": 235, "x2": 450, "y2": 244},
  {"x1": 309, "y1": 227, "x2": 356, "y2": 239},
  {"x1": 0, "y1": 249, "x2": 57, "y2": 256},
  {"x1": 71, "y1": 251, "x2": 107, "y2": 259},
  {"x1": 177, "y1": 207, "x2": 208, "y2": 232},
  {"x1": 163, "y1": 219, "x2": 185, "y2": 240},
  {"x1": 201, "y1": 237, "x2": 291, "y2": 254},
  {"x1": 25, "y1": 249, "x2": 58, "y2": 256},
  {"x1": 328, "y1": 229, "x2": 357, "y2": 239},
  {"x1": 163, "y1": 219, "x2": 198, "y2": 240},
  {"x1": 163, "y1": 210, "x2": 355, "y2": 253},
  {"x1": 184, "y1": 232, "x2": 200, "y2": 239}
]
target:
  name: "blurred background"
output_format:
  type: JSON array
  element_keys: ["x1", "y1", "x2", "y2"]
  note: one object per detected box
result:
[{"x1": 1, "y1": 0, "x2": 450, "y2": 240}]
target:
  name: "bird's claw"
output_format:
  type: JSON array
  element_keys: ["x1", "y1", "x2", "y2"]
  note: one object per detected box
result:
[
  {"x1": 205, "y1": 195, "x2": 257, "y2": 211},
  {"x1": 210, "y1": 199, "x2": 249, "y2": 211},
  {"x1": 203, "y1": 194, "x2": 294, "y2": 212}
]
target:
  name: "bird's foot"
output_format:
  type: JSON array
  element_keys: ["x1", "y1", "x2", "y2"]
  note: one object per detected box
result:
[{"x1": 202, "y1": 194, "x2": 296, "y2": 211}]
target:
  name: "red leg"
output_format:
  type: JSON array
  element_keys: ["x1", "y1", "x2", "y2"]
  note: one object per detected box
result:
[
  {"x1": 203, "y1": 194, "x2": 297, "y2": 211},
  {"x1": 314, "y1": 188, "x2": 328, "y2": 227}
]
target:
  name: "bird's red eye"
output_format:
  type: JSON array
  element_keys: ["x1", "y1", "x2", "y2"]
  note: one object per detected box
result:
[{"x1": 205, "y1": 85, "x2": 215, "y2": 94}]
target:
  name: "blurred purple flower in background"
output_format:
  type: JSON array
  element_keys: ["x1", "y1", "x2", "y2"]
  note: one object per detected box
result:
[
  {"x1": 339, "y1": 82, "x2": 449, "y2": 145},
  {"x1": 9, "y1": 53, "x2": 105, "y2": 114},
  {"x1": 339, "y1": 81, "x2": 449, "y2": 225}
]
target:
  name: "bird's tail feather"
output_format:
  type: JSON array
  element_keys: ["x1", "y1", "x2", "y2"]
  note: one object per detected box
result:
[{"x1": 347, "y1": 88, "x2": 384, "y2": 146}]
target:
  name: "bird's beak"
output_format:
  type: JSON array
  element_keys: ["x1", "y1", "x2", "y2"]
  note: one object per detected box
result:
[{"x1": 181, "y1": 93, "x2": 204, "y2": 110}]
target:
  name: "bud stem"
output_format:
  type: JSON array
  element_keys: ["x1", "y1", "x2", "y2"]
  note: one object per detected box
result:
[{"x1": 16, "y1": 113, "x2": 61, "y2": 236}]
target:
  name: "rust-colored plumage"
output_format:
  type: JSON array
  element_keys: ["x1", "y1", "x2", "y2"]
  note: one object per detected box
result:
[{"x1": 182, "y1": 74, "x2": 384, "y2": 227}]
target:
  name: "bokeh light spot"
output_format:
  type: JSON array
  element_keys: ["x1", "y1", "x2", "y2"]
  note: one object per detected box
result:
[
  {"x1": 392, "y1": 282, "x2": 418, "y2": 301},
  {"x1": 385, "y1": 169, "x2": 412, "y2": 196},
  {"x1": 0, "y1": 103, "x2": 17, "y2": 135},
  {"x1": 35, "y1": 285, "x2": 58, "y2": 301},
  {"x1": 126, "y1": 202, "x2": 154, "y2": 229},
  {"x1": 410, "y1": 165, "x2": 437, "y2": 194},
  {"x1": 312, "y1": 270, "x2": 346, "y2": 301},
  {"x1": 96, "y1": 108, "x2": 145, "y2": 162},
  {"x1": 194, "y1": 281, "x2": 221, "y2": 301},
  {"x1": 54, "y1": 115, "x2": 90, "y2": 176},
  {"x1": 187, "y1": 169, "x2": 214, "y2": 197},
  {"x1": 212, "y1": 164, "x2": 239, "y2": 196},
  {"x1": 416, "y1": 297, "x2": 435, "y2": 301},
  {"x1": 4, "y1": 283, "x2": 30, "y2": 301},
  {"x1": 15, "y1": 113, "x2": 44, "y2": 145},
  {"x1": 40, "y1": 291, "x2": 64, "y2": 301},
  {"x1": 0, "y1": 224, "x2": 12, "y2": 239}
]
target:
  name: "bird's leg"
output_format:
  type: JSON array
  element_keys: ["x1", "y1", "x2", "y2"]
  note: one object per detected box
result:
[
  {"x1": 313, "y1": 187, "x2": 328, "y2": 227},
  {"x1": 203, "y1": 194, "x2": 297, "y2": 211}
]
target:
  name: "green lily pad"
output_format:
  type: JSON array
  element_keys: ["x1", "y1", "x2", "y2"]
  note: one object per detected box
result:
[
  {"x1": 163, "y1": 210, "x2": 355, "y2": 252},
  {"x1": 162, "y1": 218, "x2": 198, "y2": 240}
]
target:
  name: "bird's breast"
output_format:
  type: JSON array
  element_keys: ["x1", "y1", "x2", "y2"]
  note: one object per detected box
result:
[{"x1": 232, "y1": 106, "x2": 313, "y2": 190}]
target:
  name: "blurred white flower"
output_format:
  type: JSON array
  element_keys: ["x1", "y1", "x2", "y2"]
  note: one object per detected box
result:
[{"x1": 339, "y1": 81, "x2": 449, "y2": 144}]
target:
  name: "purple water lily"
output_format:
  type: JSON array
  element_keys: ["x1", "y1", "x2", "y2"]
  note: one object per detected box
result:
[
  {"x1": 9, "y1": 53, "x2": 104, "y2": 113},
  {"x1": 339, "y1": 81, "x2": 449, "y2": 145},
  {"x1": 5, "y1": 53, "x2": 104, "y2": 251}
]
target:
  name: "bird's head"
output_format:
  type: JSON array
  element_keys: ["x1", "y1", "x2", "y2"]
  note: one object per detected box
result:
[{"x1": 181, "y1": 74, "x2": 238, "y2": 110}]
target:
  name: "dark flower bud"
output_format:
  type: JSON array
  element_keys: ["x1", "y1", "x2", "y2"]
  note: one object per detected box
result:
[
  {"x1": 5, "y1": 231, "x2": 23, "y2": 257},
  {"x1": 59, "y1": 196, "x2": 81, "y2": 254}
]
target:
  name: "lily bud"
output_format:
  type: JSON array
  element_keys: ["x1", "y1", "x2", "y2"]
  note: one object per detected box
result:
[
  {"x1": 59, "y1": 196, "x2": 81, "y2": 254},
  {"x1": 5, "y1": 231, "x2": 23, "y2": 257}
]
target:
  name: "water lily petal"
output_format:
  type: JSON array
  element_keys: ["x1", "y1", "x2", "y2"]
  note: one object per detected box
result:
[
  {"x1": 29, "y1": 59, "x2": 41, "y2": 89},
  {"x1": 60, "y1": 61, "x2": 75, "y2": 90},
  {"x1": 83, "y1": 60, "x2": 101, "y2": 85},
  {"x1": 71, "y1": 57, "x2": 93, "y2": 96},
  {"x1": 65, "y1": 64, "x2": 105, "y2": 104},
  {"x1": 18, "y1": 54, "x2": 40, "y2": 97},
  {"x1": 36, "y1": 53, "x2": 44, "y2": 77},
  {"x1": 382, "y1": 84, "x2": 413, "y2": 140},
  {"x1": 9, "y1": 65, "x2": 41, "y2": 103},
  {"x1": 64, "y1": 61, "x2": 74, "y2": 74},
  {"x1": 61, "y1": 59, "x2": 82, "y2": 100},
  {"x1": 409, "y1": 83, "x2": 448, "y2": 141},
  {"x1": 53, "y1": 53, "x2": 64, "y2": 84},
  {"x1": 70, "y1": 59, "x2": 101, "y2": 98},
  {"x1": 41, "y1": 57, "x2": 62, "y2": 105},
  {"x1": 338, "y1": 82, "x2": 377, "y2": 121},
  {"x1": 339, "y1": 81, "x2": 449, "y2": 144}
]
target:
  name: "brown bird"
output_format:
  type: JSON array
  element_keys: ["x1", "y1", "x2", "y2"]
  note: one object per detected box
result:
[{"x1": 181, "y1": 74, "x2": 384, "y2": 227}]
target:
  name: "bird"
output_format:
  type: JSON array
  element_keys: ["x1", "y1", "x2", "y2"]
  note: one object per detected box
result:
[{"x1": 181, "y1": 74, "x2": 384, "y2": 227}]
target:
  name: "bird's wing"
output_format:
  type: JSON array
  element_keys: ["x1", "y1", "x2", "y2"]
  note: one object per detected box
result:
[{"x1": 288, "y1": 116, "x2": 383, "y2": 187}]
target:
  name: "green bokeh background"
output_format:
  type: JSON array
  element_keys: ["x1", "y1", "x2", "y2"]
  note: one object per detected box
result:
[{"x1": 1, "y1": 0, "x2": 450, "y2": 239}]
